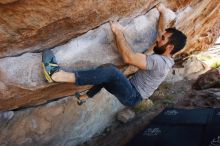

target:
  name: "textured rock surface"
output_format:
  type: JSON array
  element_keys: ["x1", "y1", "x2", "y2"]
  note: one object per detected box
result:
[
  {"x1": 0, "y1": 0, "x2": 220, "y2": 111},
  {"x1": 166, "y1": 40, "x2": 220, "y2": 82},
  {"x1": 117, "y1": 108, "x2": 135, "y2": 123},
  {"x1": 0, "y1": 8, "x2": 160, "y2": 111},
  {"x1": 192, "y1": 67, "x2": 220, "y2": 90},
  {"x1": 166, "y1": 56, "x2": 211, "y2": 82},
  {"x1": 173, "y1": 0, "x2": 220, "y2": 57},
  {"x1": 0, "y1": 0, "x2": 151, "y2": 58},
  {"x1": 0, "y1": 0, "x2": 220, "y2": 145},
  {"x1": 0, "y1": 90, "x2": 123, "y2": 146}
]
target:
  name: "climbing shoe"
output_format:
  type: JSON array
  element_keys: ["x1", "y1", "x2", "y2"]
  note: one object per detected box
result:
[
  {"x1": 74, "y1": 90, "x2": 90, "y2": 105},
  {"x1": 74, "y1": 92, "x2": 88, "y2": 105},
  {"x1": 42, "y1": 49, "x2": 60, "y2": 83}
]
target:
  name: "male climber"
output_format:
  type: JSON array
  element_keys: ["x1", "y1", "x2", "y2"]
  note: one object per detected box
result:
[{"x1": 42, "y1": 4, "x2": 187, "y2": 106}]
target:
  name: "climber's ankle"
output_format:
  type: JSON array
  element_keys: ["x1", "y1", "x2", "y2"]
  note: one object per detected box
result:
[{"x1": 51, "y1": 70, "x2": 76, "y2": 83}]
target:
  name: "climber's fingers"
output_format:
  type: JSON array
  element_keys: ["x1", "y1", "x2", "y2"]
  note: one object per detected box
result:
[
  {"x1": 109, "y1": 21, "x2": 124, "y2": 34},
  {"x1": 156, "y1": 3, "x2": 166, "y2": 12}
]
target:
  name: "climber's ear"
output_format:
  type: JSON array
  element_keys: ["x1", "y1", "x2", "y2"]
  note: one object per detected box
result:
[{"x1": 166, "y1": 44, "x2": 174, "y2": 54}]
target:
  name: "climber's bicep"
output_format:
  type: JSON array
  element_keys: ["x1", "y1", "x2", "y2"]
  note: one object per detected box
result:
[{"x1": 127, "y1": 53, "x2": 147, "y2": 70}]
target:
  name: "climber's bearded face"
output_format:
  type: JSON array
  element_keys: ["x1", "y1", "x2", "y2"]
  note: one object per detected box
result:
[
  {"x1": 153, "y1": 32, "x2": 172, "y2": 55},
  {"x1": 153, "y1": 41, "x2": 169, "y2": 55}
]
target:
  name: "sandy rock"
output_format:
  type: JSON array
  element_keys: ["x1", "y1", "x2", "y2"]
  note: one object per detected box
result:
[
  {"x1": 0, "y1": 0, "x2": 220, "y2": 146},
  {"x1": 192, "y1": 67, "x2": 220, "y2": 90},
  {"x1": 0, "y1": 9, "x2": 159, "y2": 111},
  {"x1": 183, "y1": 56, "x2": 211, "y2": 80},
  {"x1": 117, "y1": 108, "x2": 135, "y2": 123},
  {"x1": 174, "y1": 0, "x2": 220, "y2": 57},
  {"x1": 0, "y1": 0, "x2": 152, "y2": 58},
  {"x1": 0, "y1": 0, "x2": 219, "y2": 111},
  {"x1": 166, "y1": 56, "x2": 211, "y2": 82},
  {"x1": 0, "y1": 90, "x2": 123, "y2": 146}
]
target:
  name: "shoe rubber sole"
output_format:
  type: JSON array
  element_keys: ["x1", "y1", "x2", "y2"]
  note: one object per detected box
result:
[{"x1": 42, "y1": 63, "x2": 54, "y2": 83}]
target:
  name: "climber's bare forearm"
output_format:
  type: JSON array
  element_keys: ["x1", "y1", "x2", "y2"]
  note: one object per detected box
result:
[
  {"x1": 144, "y1": 12, "x2": 166, "y2": 55},
  {"x1": 110, "y1": 21, "x2": 146, "y2": 69},
  {"x1": 114, "y1": 30, "x2": 134, "y2": 63},
  {"x1": 156, "y1": 4, "x2": 169, "y2": 38},
  {"x1": 144, "y1": 5, "x2": 168, "y2": 55},
  {"x1": 158, "y1": 12, "x2": 166, "y2": 38}
]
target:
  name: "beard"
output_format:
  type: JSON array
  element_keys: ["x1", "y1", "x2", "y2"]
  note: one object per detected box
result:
[{"x1": 153, "y1": 42, "x2": 168, "y2": 55}]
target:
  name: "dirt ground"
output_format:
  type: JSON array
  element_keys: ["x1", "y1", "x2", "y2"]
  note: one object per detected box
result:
[{"x1": 78, "y1": 78, "x2": 220, "y2": 146}]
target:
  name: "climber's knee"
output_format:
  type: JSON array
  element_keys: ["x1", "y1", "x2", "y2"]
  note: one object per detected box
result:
[
  {"x1": 99, "y1": 63, "x2": 116, "y2": 68},
  {"x1": 98, "y1": 63, "x2": 120, "y2": 80}
]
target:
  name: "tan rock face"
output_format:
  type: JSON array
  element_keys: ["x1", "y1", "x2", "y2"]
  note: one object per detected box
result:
[
  {"x1": 192, "y1": 68, "x2": 220, "y2": 90},
  {"x1": 0, "y1": 0, "x2": 220, "y2": 110},
  {"x1": 0, "y1": 0, "x2": 220, "y2": 145},
  {"x1": 0, "y1": 0, "x2": 219, "y2": 111},
  {"x1": 0, "y1": 5, "x2": 160, "y2": 111},
  {"x1": 0, "y1": 90, "x2": 123, "y2": 146},
  {"x1": 174, "y1": 0, "x2": 220, "y2": 57},
  {"x1": 0, "y1": 0, "x2": 150, "y2": 57}
]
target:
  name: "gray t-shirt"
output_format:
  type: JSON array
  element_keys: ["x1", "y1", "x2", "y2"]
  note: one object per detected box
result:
[{"x1": 130, "y1": 54, "x2": 174, "y2": 99}]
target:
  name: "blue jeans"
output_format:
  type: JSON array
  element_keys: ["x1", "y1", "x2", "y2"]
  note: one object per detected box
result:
[{"x1": 75, "y1": 64, "x2": 142, "y2": 106}]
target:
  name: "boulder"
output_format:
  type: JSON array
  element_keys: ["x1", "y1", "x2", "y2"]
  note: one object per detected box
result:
[
  {"x1": 0, "y1": 0, "x2": 153, "y2": 58},
  {"x1": 0, "y1": 0, "x2": 220, "y2": 145},
  {"x1": 0, "y1": 8, "x2": 160, "y2": 111},
  {"x1": 192, "y1": 67, "x2": 220, "y2": 90},
  {"x1": 0, "y1": 90, "x2": 123, "y2": 146},
  {"x1": 117, "y1": 108, "x2": 135, "y2": 123}
]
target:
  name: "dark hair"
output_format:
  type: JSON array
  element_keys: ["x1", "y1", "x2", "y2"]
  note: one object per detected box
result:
[{"x1": 165, "y1": 28, "x2": 187, "y2": 54}]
